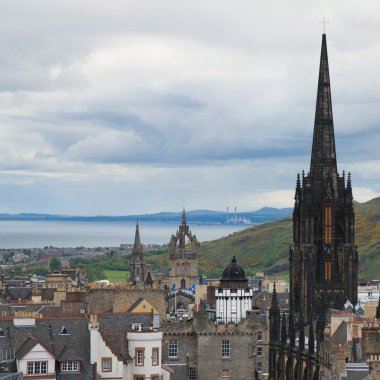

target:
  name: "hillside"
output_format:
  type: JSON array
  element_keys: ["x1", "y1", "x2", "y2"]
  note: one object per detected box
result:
[{"x1": 198, "y1": 197, "x2": 380, "y2": 280}]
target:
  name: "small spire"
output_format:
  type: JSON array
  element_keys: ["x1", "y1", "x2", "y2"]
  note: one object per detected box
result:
[
  {"x1": 347, "y1": 172, "x2": 352, "y2": 187},
  {"x1": 269, "y1": 282, "x2": 280, "y2": 343},
  {"x1": 296, "y1": 173, "x2": 301, "y2": 189},
  {"x1": 134, "y1": 221, "x2": 141, "y2": 247},
  {"x1": 144, "y1": 272, "x2": 153, "y2": 287},
  {"x1": 231, "y1": 256, "x2": 237, "y2": 264},
  {"x1": 271, "y1": 282, "x2": 278, "y2": 308},
  {"x1": 182, "y1": 207, "x2": 187, "y2": 225}
]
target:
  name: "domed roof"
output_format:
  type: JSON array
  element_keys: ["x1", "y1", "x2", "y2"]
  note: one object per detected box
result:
[{"x1": 221, "y1": 256, "x2": 247, "y2": 281}]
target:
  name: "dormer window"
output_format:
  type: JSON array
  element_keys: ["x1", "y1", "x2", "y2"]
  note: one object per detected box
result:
[
  {"x1": 0, "y1": 329, "x2": 5, "y2": 337},
  {"x1": 60, "y1": 326, "x2": 69, "y2": 335}
]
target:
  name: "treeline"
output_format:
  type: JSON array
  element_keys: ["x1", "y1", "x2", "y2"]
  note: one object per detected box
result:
[{"x1": 70, "y1": 251, "x2": 129, "y2": 281}]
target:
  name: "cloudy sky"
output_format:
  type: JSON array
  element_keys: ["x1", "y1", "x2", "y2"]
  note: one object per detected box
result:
[{"x1": 0, "y1": 1, "x2": 380, "y2": 215}]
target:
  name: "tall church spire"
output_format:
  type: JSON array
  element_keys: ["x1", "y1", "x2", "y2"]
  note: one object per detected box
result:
[
  {"x1": 133, "y1": 221, "x2": 143, "y2": 253},
  {"x1": 310, "y1": 34, "x2": 338, "y2": 193},
  {"x1": 130, "y1": 221, "x2": 145, "y2": 284}
]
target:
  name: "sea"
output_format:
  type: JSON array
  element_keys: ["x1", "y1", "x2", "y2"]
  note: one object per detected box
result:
[{"x1": 0, "y1": 220, "x2": 253, "y2": 249}]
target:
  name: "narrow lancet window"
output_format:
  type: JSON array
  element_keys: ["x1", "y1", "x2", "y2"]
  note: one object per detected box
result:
[
  {"x1": 324, "y1": 258, "x2": 332, "y2": 281},
  {"x1": 324, "y1": 203, "x2": 332, "y2": 244}
]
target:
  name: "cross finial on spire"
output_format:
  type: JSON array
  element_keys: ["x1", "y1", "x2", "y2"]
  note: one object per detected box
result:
[{"x1": 319, "y1": 16, "x2": 330, "y2": 34}]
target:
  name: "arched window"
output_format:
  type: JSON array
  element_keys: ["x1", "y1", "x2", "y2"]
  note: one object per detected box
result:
[
  {"x1": 324, "y1": 256, "x2": 332, "y2": 281},
  {"x1": 324, "y1": 203, "x2": 332, "y2": 244}
]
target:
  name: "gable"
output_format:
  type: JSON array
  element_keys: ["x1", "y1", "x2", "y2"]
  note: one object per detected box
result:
[
  {"x1": 127, "y1": 298, "x2": 159, "y2": 314},
  {"x1": 16, "y1": 337, "x2": 55, "y2": 360}
]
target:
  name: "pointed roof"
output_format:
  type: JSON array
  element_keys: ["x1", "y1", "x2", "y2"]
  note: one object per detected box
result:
[
  {"x1": 310, "y1": 33, "x2": 338, "y2": 194},
  {"x1": 144, "y1": 272, "x2": 154, "y2": 286},
  {"x1": 182, "y1": 207, "x2": 187, "y2": 225},
  {"x1": 16, "y1": 336, "x2": 54, "y2": 360},
  {"x1": 132, "y1": 221, "x2": 143, "y2": 255}
]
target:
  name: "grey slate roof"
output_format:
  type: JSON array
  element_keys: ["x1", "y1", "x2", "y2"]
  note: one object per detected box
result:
[
  {"x1": 97, "y1": 312, "x2": 153, "y2": 363},
  {"x1": 7, "y1": 288, "x2": 32, "y2": 301},
  {"x1": 0, "y1": 315, "x2": 91, "y2": 380},
  {"x1": 15, "y1": 336, "x2": 53, "y2": 360}
]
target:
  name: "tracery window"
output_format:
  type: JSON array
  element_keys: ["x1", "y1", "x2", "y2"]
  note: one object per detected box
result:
[{"x1": 324, "y1": 203, "x2": 332, "y2": 244}]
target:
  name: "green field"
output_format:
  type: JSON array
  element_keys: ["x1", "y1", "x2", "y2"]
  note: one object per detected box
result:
[{"x1": 104, "y1": 270, "x2": 128, "y2": 283}]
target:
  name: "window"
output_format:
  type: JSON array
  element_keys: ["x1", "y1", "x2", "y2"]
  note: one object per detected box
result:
[
  {"x1": 134, "y1": 376, "x2": 144, "y2": 380},
  {"x1": 60, "y1": 326, "x2": 69, "y2": 335},
  {"x1": 152, "y1": 347, "x2": 159, "y2": 366},
  {"x1": 168, "y1": 340, "x2": 178, "y2": 358},
  {"x1": 135, "y1": 348, "x2": 145, "y2": 366},
  {"x1": 257, "y1": 331, "x2": 263, "y2": 341},
  {"x1": 221, "y1": 340, "x2": 230, "y2": 358},
  {"x1": 150, "y1": 375, "x2": 160, "y2": 380},
  {"x1": 189, "y1": 367, "x2": 197, "y2": 380},
  {"x1": 61, "y1": 361, "x2": 79, "y2": 372},
  {"x1": 0, "y1": 329, "x2": 5, "y2": 337},
  {"x1": 256, "y1": 362, "x2": 262, "y2": 372},
  {"x1": 101, "y1": 357, "x2": 112, "y2": 372},
  {"x1": 27, "y1": 361, "x2": 47, "y2": 374},
  {"x1": 324, "y1": 203, "x2": 332, "y2": 244},
  {"x1": 257, "y1": 346, "x2": 263, "y2": 357},
  {"x1": 324, "y1": 259, "x2": 332, "y2": 281},
  {"x1": 221, "y1": 369, "x2": 230, "y2": 379}
]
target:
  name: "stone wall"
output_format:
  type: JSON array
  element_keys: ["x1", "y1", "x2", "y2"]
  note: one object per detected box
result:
[
  {"x1": 162, "y1": 310, "x2": 268, "y2": 380},
  {"x1": 87, "y1": 287, "x2": 167, "y2": 317}
]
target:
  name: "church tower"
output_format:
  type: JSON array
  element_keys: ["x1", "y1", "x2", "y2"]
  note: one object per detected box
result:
[
  {"x1": 289, "y1": 34, "x2": 358, "y2": 323},
  {"x1": 130, "y1": 221, "x2": 146, "y2": 284},
  {"x1": 168, "y1": 209, "x2": 199, "y2": 289}
]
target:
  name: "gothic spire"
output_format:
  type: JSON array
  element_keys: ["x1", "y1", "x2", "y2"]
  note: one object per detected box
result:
[
  {"x1": 133, "y1": 221, "x2": 143, "y2": 254},
  {"x1": 310, "y1": 34, "x2": 338, "y2": 193},
  {"x1": 182, "y1": 207, "x2": 187, "y2": 225},
  {"x1": 269, "y1": 283, "x2": 280, "y2": 343}
]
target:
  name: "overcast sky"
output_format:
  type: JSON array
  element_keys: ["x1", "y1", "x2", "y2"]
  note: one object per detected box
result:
[{"x1": 0, "y1": 1, "x2": 380, "y2": 215}]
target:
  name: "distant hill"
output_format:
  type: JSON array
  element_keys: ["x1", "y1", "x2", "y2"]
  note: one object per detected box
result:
[
  {"x1": 196, "y1": 197, "x2": 380, "y2": 280},
  {"x1": 0, "y1": 207, "x2": 292, "y2": 224}
]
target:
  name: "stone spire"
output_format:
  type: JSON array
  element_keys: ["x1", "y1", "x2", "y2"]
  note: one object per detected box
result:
[
  {"x1": 269, "y1": 283, "x2": 281, "y2": 378},
  {"x1": 310, "y1": 33, "x2": 338, "y2": 195},
  {"x1": 133, "y1": 221, "x2": 143, "y2": 254},
  {"x1": 269, "y1": 283, "x2": 280, "y2": 343},
  {"x1": 130, "y1": 221, "x2": 145, "y2": 284}
]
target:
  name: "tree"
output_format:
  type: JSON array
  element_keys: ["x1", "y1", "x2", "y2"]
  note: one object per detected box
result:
[{"x1": 49, "y1": 257, "x2": 62, "y2": 271}]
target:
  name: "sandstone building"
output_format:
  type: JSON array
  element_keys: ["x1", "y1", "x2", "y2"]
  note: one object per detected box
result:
[{"x1": 168, "y1": 209, "x2": 199, "y2": 290}]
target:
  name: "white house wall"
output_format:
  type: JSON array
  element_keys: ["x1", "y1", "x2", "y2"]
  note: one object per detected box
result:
[
  {"x1": 215, "y1": 288, "x2": 254, "y2": 324},
  {"x1": 16, "y1": 343, "x2": 55, "y2": 378},
  {"x1": 89, "y1": 323, "x2": 124, "y2": 379}
]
